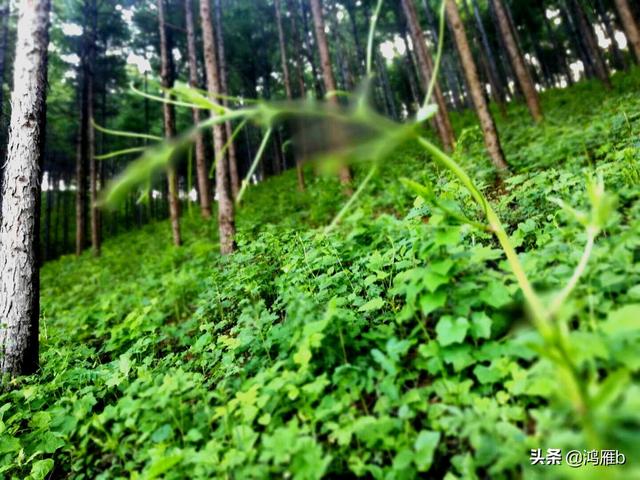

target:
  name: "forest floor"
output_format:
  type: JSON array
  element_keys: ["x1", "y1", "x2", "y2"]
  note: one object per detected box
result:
[{"x1": 2, "y1": 71, "x2": 640, "y2": 479}]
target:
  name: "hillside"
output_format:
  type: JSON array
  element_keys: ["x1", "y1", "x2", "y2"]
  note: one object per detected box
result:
[{"x1": 2, "y1": 73, "x2": 640, "y2": 479}]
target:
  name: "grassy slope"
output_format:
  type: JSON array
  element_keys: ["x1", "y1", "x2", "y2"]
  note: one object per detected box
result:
[{"x1": 1, "y1": 72, "x2": 640, "y2": 479}]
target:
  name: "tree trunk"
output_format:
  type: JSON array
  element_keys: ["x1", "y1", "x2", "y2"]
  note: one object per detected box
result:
[
  {"x1": 0, "y1": 0, "x2": 50, "y2": 376},
  {"x1": 87, "y1": 0, "x2": 101, "y2": 256},
  {"x1": 614, "y1": 0, "x2": 640, "y2": 63},
  {"x1": 541, "y1": 8, "x2": 573, "y2": 86},
  {"x1": 75, "y1": 80, "x2": 87, "y2": 256},
  {"x1": 560, "y1": 3, "x2": 592, "y2": 80},
  {"x1": 491, "y1": 0, "x2": 543, "y2": 123},
  {"x1": 446, "y1": 0, "x2": 508, "y2": 171},
  {"x1": 300, "y1": 0, "x2": 324, "y2": 99},
  {"x1": 401, "y1": 0, "x2": 455, "y2": 150},
  {"x1": 595, "y1": 0, "x2": 626, "y2": 70},
  {"x1": 288, "y1": 0, "x2": 308, "y2": 190},
  {"x1": 569, "y1": 0, "x2": 612, "y2": 88},
  {"x1": 309, "y1": 0, "x2": 353, "y2": 189},
  {"x1": 185, "y1": 0, "x2": 212, "y2": 218},
  {"x1": 275, "y1": 0, "x2": 305, "y2": 191},
  {"x1": 158, "y1": 0, "x2": 182, "y2": 247},
  {"x1": 0, "y1": 0, "x2": 9, "y2": 128},
  {"x1": 200, "y1": 0, "x2": 235, "y2": 254},
  {"x1": 214, "y1": 0, "x2": 240, "y2": 199},
  {"x1": 470, "y1": 0, "x2": 507, "y2": 110}
]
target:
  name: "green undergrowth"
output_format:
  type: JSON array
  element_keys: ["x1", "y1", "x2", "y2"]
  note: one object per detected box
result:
[{"x1": 1, "y1": 73, "x2": 640, "y2": 479}]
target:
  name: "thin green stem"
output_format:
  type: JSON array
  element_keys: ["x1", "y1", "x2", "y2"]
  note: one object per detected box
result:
[
  {"x1": 325, "y1": 164, "x2": 378, "y2": 233},
  {"x1": 209, "y1": 118, "x2": 248, "y2": 178},
  {"x1": 236, "y1": 128, "x2": 273, "y2": 204},
  {"x1": 422, "y1": 0, "x2": 447, "y2": 108},
  {"x1": 548, "y1": 229, "x2": 596, "y2": 317},
  {"x1": 366, "y1": 0, "x2": 384, "y2": 76}
]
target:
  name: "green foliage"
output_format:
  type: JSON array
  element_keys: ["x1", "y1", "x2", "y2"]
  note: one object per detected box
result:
[{"x1": 2, "y1": 73, "x2": 640, "y2": 479}]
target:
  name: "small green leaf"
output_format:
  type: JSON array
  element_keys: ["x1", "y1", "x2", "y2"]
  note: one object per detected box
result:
[
  {"x1": 414, "y1": 430, "x2": 440, "y2": 472},
  {"x1": 436, "y1": 316, "x2": 469, "y2": 347},
  {"x1": 359, "y1": 297, "x2": 385, "y2": 312},
  {"x1": 29, "y1": 459, "x2": 54, "y2": 480}
]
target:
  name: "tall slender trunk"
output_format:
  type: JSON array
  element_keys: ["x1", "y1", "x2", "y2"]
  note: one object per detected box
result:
[
  {"x1": 401, "y1": 0, "x2": 455, "y2": 150},
  {"x1": 492, "y1": 0, "x2": 543, "y2": 123},
  {"x1": 595, "y1": 0, "x2": 626, "y2": 70},
  {"x1": 344, "y1": 0, "x2": 365, "y2": 75},
  {"x1": 200, "y1": 0, "x2": 235, "y2": 254},
  {"x1": 569, "y1": 0, "x2": 612, "y2": 88},
  {"x1": 275, "y1": 0, "x2": 305, "y2": 190},
  {"x1": 87, "y1": 0, "x2": 100, "y2": 256},
  {"x1": 560, "y1": 3, "x2": 592, "y2": 80},
  {"x1": 0, "y1": 0, "x2": 51, "y2": 376},
  {"x1": 470, "y1": 0, "x2": 507, "y2": 109},
  {"x1": 309, "y1": 0, "x2": 353, "y2": 189},
  {"x1": 214, "y1": 0, "x2": 240, "y2": 199},
  {"x1": 288, "y1": 0, "x2": 308, "y2": 190},
  {"x1": 75, "y1": 76, "x2": 87, "y2": 256},
  {"x1": 541, "y1": 8, "x2": 573, "y2": 86},
  {"x1": 614, "y1": 0, "x2": 640, "y2": 63},
  {"x1": 446, "y1": 0, "x2": 507, "y2": 171},
  {"x1": 158, "y1": 0, "x2": 182, "y2": 246},
  {"x1": 288, "y1": 0, "x2": 307, "y2": 97},
  {"x1": 184, "y1": 0, "x2": 212, "y2": 218},
  {"x1": 300, "y1": 0, "x2": 324, "y2": 99}
]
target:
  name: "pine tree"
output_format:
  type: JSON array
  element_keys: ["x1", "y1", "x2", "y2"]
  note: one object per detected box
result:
[{"x1": 0, "y1": 0, "x2": 51, "y2": 375}]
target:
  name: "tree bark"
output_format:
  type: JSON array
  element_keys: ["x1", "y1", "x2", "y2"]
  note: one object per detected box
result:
[
  {"x1": 184, "y1": 0, "x2": 212, "y2": 218},
  {"x1": 214, "y1": 0, "x2": 240, "y2": 199},
  {"x1": 0, "y1": 0, "x2": 50, "y2": 376},
  {"x1": 491, "y1": 0, "x2": 543, "y2": 123},
  {"x1": 200, "y1": 0, "x2": 235, "y2": 254},
  {"x1": 0, "y1": 0, "x2": 9, "y2": 128},
  {"x1": 87, "y1": 0, "x2": 100, "y2": 256},
  {"x1": 158, "y1": 0, "x2": 182, "y2": 247},
  {"x1": 309, "y1": 0, "x2": 353, "y2": 189},
  {"x1": 614, "y1": 0, "x2": 640, "y2": 63},
  {"x1": 275, "y1": 0, "x2": 305, "y2": 191},
  {"x1": 75, "y1": 79, "x2": 87, "y2": 256},
  {"x1": 446, "y1": 0, "x2": 508, "y2": 171},
  {"x1": 595, "y1": 0, "x2": 626, "y2": 70},
  {"x1": 569, "y1": 0, "x2": 612, "y2": 89},
  {"x1": 300, "y1": 0, "x2": 324, "y2": 99},
  {"x1": 401, "y1": 0, "x2": 455, "y2": 151}
]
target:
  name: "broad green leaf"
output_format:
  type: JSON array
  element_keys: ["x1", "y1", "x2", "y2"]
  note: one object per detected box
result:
[
  {"x1": 436, "y1": 316, "x2": 469, "y2": 346},
  {"x1": 414, "y1": 430, "x2": 440, "y2": 472}
]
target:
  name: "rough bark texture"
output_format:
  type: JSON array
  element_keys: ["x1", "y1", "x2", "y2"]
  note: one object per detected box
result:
[
  {"x1": 214, "y1": 0, "x2": 240, "y2": 199},
  {"x1": 200, "y1": 0, "x2": 236, "y2": 254},
  {"x1": 0, "y1": 0, "x2": 51, "y2": 376},
  {"x1": 0, "y1": 0, "x2": 9, "y2": 127},
  {"x1": 309, "y1": 0, "x2": 352, "y2": 189},
  {"x1": 614, "y1": 0, "x2": 640, "y2": 63},
  {"x1": 158, "y1": 0, "x2": 182, "y2": 247},
  {"x1": 570, "y1": 0, "x2": 611, "y2": 89},
  {"x1": 492, "y1": 0, "x2": 543, "y2": 123},
  {"x1": 184, "y1": 0, "x2": 212, "y2": 218},
  {"x1": 446, "y1": 0, "x2": 508, "y2": 171},
  {"x1": 401, "y1": 0, "x2": 455, "y2": 151}
]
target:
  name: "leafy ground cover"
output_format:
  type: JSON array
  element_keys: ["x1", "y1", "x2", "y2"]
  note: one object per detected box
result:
[{"x1": 1, "y1": 71, "x2": 640, "y2": 479}]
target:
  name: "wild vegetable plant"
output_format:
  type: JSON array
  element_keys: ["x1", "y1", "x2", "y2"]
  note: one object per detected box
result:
[{"x1": 98, "y1": 0, "x2": 616, "y2": 450}]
